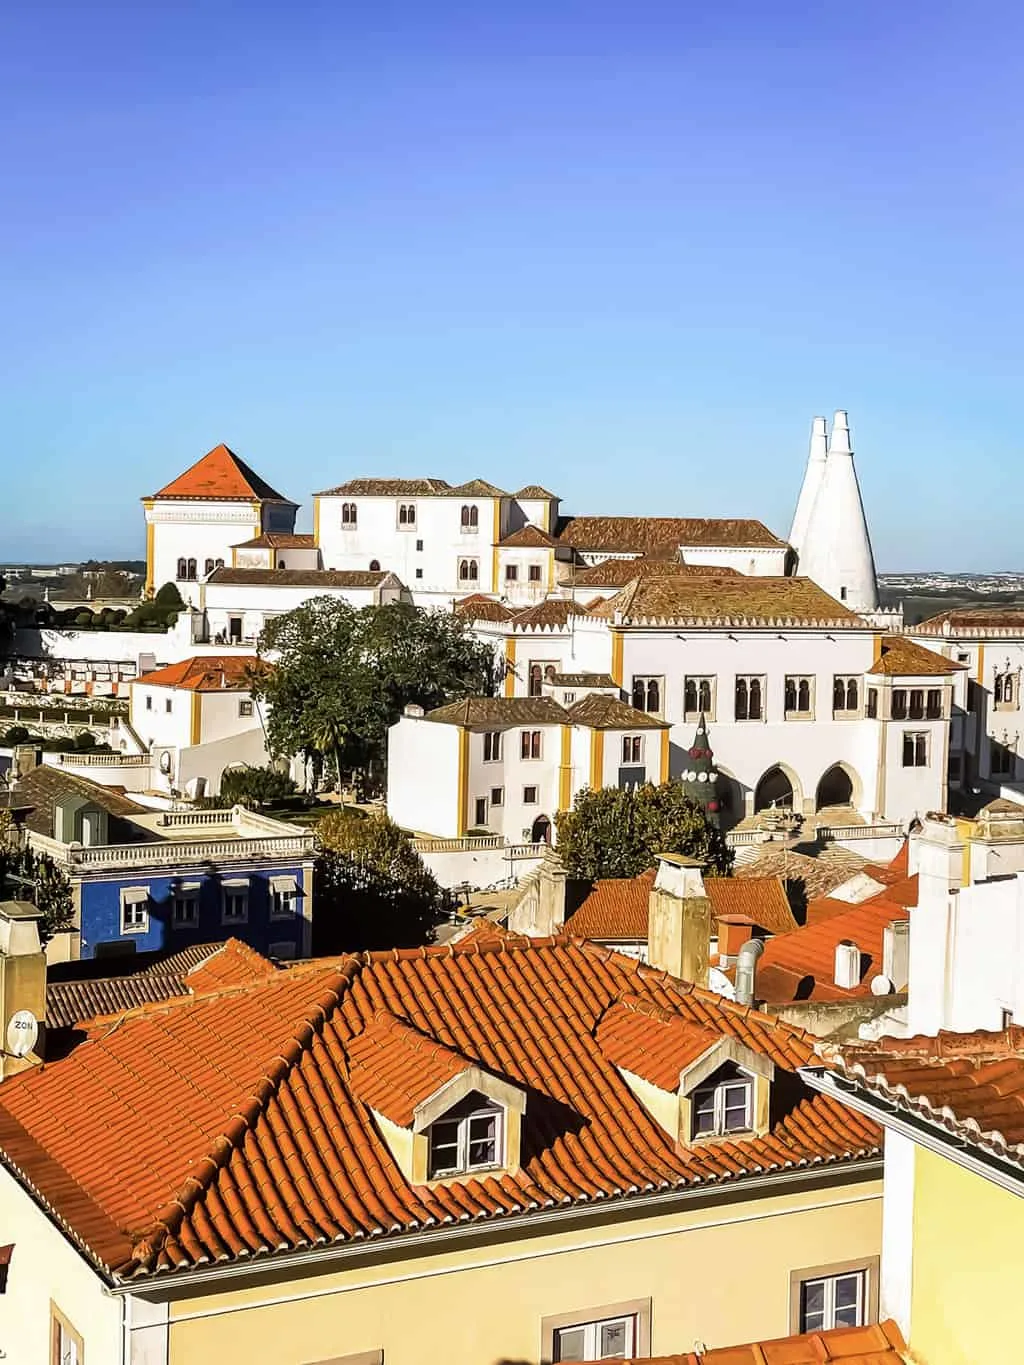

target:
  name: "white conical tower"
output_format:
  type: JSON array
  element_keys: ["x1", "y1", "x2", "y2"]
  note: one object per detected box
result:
[
  {"x1": 797, "y1": 410, "x2": 878, "y2": 612},
  {"x1": 789, "y1": 415, "x2": 828, "y2": 556}
]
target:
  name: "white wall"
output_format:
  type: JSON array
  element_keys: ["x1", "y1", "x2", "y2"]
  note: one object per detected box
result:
[
  {"x1": 130, "y1": 681, "x2": 195, "y2": 751},
  {"x1": 148, "y1": 498, "x2": 275, "y2": 604},
  {"x1": 465, "y1": 720, "x2": 563, "y2": 839},
  {"x1": 387, "y1": 716, "x2": 462, "y2": 836},
  {"x1": 199, "y1": 689, "x2": 262, "y2": 744},
  {"x1": 680, "y1": 545, "x2": 790, "y2": 575},
  {"x1": 420, "y1": 845, "x2": 545, "y2": 889},
  {"x1": 0, "y1": 1162, "x2": 122, "y2": 1365},
  {"x1": 201, "y1": 579, "x2": 400, "y2": 646},
  {"x1": 17, "y1": 625, "x2": 177, "y2": 667},
  {"x1": 176, "y1": 725, "x2": 273, "y2": 797}
]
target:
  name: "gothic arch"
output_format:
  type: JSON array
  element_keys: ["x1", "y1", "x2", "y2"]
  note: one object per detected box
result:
[
  {"x1": 753, "y1": 763, "x2": 803, "y2": 813},
  {"x1": 815, "y1": 761, "x2": 862, "y2": 811}
]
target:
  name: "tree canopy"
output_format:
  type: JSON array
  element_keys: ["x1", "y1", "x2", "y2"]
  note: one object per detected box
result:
[
  {"x1": 0, "y1": 836, "x2": 75, "y2": 944},
  {"x1": 253, "y1": 598, "x2": 496, "y2": 786},
  {"x1": 314, "y1": 809, "x2": 448, "y2": 952},
  {"x1": 555, "y1": 780, "x2": 734, "y2": 881}
]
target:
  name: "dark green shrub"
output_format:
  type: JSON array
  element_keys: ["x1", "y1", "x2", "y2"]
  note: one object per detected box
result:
[
  {"x1": 74, "y1": 731, "x2": 98, "y2": 751},
  {"x1": 3, "y1": 726, "x2": 30, "y2": 744}
]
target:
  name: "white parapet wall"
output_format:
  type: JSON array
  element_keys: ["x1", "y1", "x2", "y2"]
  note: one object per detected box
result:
[{"x1": 412, "y1": 837, "x2": 549, "y2": 890}]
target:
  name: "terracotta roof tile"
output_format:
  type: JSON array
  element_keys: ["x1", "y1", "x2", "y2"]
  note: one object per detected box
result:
[
  {"x1": 705, "y1": 878, "x2": 797, "y2": 936},
  {"x1": 9, "y1": 766, "x2": 148, "y2": 841},
  {"x1": 867, "y1": 638, "x2": 964, "y2": 676},
  {"x1": 555, "y1": 516, "x2": 788, "y2": 553},
  {"x1": 752, "y1": 898, "x2": 910, "y2": 1003},
  {"x1": 565, "y1": 559, "x2": 741, "y2": 588},
  {"x1": 735, "y1": 848, "x2": 869, "y2": 900},
  {"x1": 498, "y1": 524, "x2": 559, "y2": 548},
  {"x1": 915, "y1": 607, "x2": 1024, "y2": 637},
  {"x1": 603, "y1": 1319, "x2": 909, "y2": 1363},
  {"x1": 137, "y1": 655, "x2": 261, "y2": 692},
  {"x1": 551, "y1": 672, "x2": 617, "y2": 687},
  {"x1": 151, "y1": 445, "x2": 292, "y2": 503},
  {"x1": 446, "y1": 478, "x2": 508, "y2": 497},
  {"x1": 207, "y1": 567, "x2": 392, "y2": 589},
  {"x1": 510, "y1": 598, "x2": 592, "y2": 628},
  {"x1": 452, "y1": 595, "x2": 516, "y2": 622},
  {"x1": 46, "y1": 974, "x2": 190, "y2": 1029},
  {"x1": 425, "y1": 696, "x2": 567, "y2": 726},
  {"x1": 827, "y1": 1027, "x2": 1024, "y2": 1168},
  {"x1": 0, "y1": 939, "x2": 879, "y2": 1281},
  {"x1": 566, "y1": 693, "x2": 669, "y2": 730},
  {"x1": 231, "y1": 533, "x2": 316, "y2": 549},
  {"x1": 514, "y1": 485, "x2": 559, "y2": 499},
  {"x1": 184, "y1": 939, "x2": 280, "y2": 991},
  {"x1": 314, "y1": 477, "x2": 451, "y2": 496},
  {"x1": 347, "y1": 1013, "x2": 476, "y2": 1125},
  {"x1": 597, "y1": 995, "x2": 722, "y2": 1089},
  {"x1": 564, "y1": 874, "x2": 795, "y2": 942},
  {"x1": 599, "y1": 576, "x2": 863, "y2": 628}
]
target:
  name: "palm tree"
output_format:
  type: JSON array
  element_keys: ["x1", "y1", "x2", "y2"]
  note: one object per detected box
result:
[{"x1": 312, "y1": 713, "x2": 349, "y2": 798}]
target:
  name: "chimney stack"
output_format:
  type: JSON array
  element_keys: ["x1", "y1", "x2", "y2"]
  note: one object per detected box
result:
[
  {"x1": 0, "y1": 901, "x2": 46, "y2": 1080},
  {"x1": 882, "y1": 919, "x2": 910, "y2": 991},
  {"x1": 789, "y1": 416, "x2": 829, "y2": 557},
  {"x1": 646, "y1": 854, "x2": 711, "y2": 986},
  {"x1": 834, "y1": 939, "x2": 861, "y2": 990}
]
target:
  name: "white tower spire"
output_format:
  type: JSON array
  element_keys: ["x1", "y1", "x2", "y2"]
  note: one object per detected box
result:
[
  {"x1": 797, "y1": 410, "x2": 879, "y2": 612},
  {"x1": 789, "y1": 415, "x2": 828, "y2": 556}
]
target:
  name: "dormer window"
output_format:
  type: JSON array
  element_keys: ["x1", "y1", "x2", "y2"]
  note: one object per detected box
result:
[
  {"x1": 691, "y1": 1062, "x2": 753, "y2": 1139},
  {"x1": 427, "y1": 1095, "x2": 502, "y2": 1178}
]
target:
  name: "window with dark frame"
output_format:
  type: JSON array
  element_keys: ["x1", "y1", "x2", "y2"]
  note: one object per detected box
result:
[
  {"x1": 926, "y1": 688, "x2": 943, "y2": 719},
  {"x1": 341, "y1": 502, "x2": 357, "y2": 526},
  {"x1": 622, "y1": 735, "x2": 642, "y2": 765},
  {"x1": 458, "y1": 558, "x2": 479, "y2": 582},
  {"x1": 523, "y1": 784, "x2": 538, "y2": 804},
  {"x1": 490, "y1": 786, "x2": 503, "y2": 806},
  {"x1": 891, "y1": 688, "x2": 908, "y2": 720},
  {"x1": 505, "y1": 564, "x2": 518, "y2": 581},
  {"x1": 735, "y1": 675, "x2": 763, "y2": 721},
  {"x1": 784, "y1": 675, "x2": 813, "y2": 715},
  {"x1": 482, "y1": 731, "x2": 502, "y2": 762},
  {"x1": 631, "y1": 675, "x2": 662, "y2": 714},
  {"x1": 683, "y1": 675, "x2": 714, "y2": 718},
  {"x1": 474, "y1": 797, "x2": 487, "y2": 826},
  {"x1": 460, "y1": 504, "x2": 479, "y2": 530},
  {"x1": 520, "y1": 729, "x2": 542, "y2": 759},
  {"x1": 866, "y1": 687, "x2": 879, "y2": 719},
  {"x1": 902, "y1": 731, "x2": 929, "y2": 767},
  {"x1": 833, "y1": 676, "x2": 859, "y2": 713},
  {"x1": 528, "y1": 563, "x2": 543, "y2": 582},
  {"x1": 398, "y1": 503, "x2": 416, "y2": 527}
]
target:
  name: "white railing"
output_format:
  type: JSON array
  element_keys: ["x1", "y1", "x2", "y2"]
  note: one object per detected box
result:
[
  {"x1": 725, "y1": 829, "x2": 762, "y2": 847},
  {"x1": 412, "y1": 834, "x2": 505, "y2": 852},
  {"x1": 155, "y1": 808, "x2": 236, "y2": 828},
  {"x1": 507, "y1": 842, "x2": 549, "y2": 859},
  {"x1": 27, "y1": 830, "x2": 314, "y2": 870},
  {"x1": 817, "y1": 822, "x2": 905, "y2": 843},
  {"x1": 57, "y1": 752, "x2": 151, "y2": 768}
]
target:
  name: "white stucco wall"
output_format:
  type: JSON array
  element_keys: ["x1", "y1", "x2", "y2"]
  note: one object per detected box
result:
[
  {"x1": 130, "y1": 682, "x2": 195, "y2": 751},
  {"x1": 200, "y1": 579, "x2": 402, "y2": 646},
  {"x1": 465, "y1": 720, "x2": 563, "y2": 840},
  {"x1": 680, "y1": 545, "x2": 790, "y2": 576},
  {"x1": 147, "y1": 498, "x2": 276, "y2": 605},
  {"x1": 387, "y1": 716, "x2": 462, "y2": 836}
]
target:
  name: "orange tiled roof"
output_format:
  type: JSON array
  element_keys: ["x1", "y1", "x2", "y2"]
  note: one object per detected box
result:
[
  {"x1": 184, "y1": 938, "x2": 280, "y2": 991},
  {"x1": 596, "y1": 575, "x2": 863, "y2": 629},
  {"x1": 347, "y1": 1013, "x2": 475, "y2": 1126},
  {"x1": 597, "y1": 995, "x2": 722, "y2": 1089},
  {"x1": 453, "y1": 594, "x2": 515, "y2": 622},
  {"x1": 566, "y1": 559, "x2": 741, "y2": 588},
  {"x1": 752, "y1": 896, "x2": 910, "y2": 1003},
  {"x1": 867, "y1": 637, "x2": 965, "y2": 676},
  {"x1": 914, "y1": 606, "x2": 1024, "y2": 637},
  {"x1": 0, "y1": 938, "x2": 879, "y2": 1281},
  {"x1": 136, "y1": 655, "x2": 261, "y2": 692},
  {"x1": 563, "y1": 873, "x2": 795, "y2": 943},
  {"x1": 600, "y1": 1319, "x2": 909, "y2": 1364},
  {"x1": 734, "y1": 848, "x2": 869, "y2": 899},
  {"x1": 510, "y1": 598, "x2": 592, "y2": 628},
  {"x1": 151, "y1": 444, "x2": 292, "y2": 503},
  {"x1": 498, "y1": 524, "x2": 559, "y2": 548},
  {"x1": 232, "y1": 532, "x2": 316, "y2": 549},
  {"x1": 826, "y1": 1026, "x2": 1024, "y2": 1168},
  {"x1": 555, "y1": 516, "x2": 788, "y2": 552}
]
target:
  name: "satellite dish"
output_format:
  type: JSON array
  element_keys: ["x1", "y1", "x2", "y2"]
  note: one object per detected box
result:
[{"x1": 7, "y1": 1009, "x2": 39, "y2": 1059}]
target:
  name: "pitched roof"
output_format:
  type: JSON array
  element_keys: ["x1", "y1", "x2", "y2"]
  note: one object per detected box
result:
[
  {"x1": 9, "y1": 766, "x2": 147, "y2": 841},
  {"x1": 150, "y1": 445, "x2": 292, "y2": 503},
  {"x1": 556, "y1": 516, "x2": 788, "y2": 553},
  {"x1": 734, "y1": 847, "x2": 869, "y2": 899},
  {"x1": 46, "y1": 973, "x2": 191, "y2": 1030},
  {"x1": 752, "y1": 896, "x2": 910, "y2": 1003},
  {"x1": 0, "y1": 937, "x2": 879, "y2": 1281},
  {"x1": 446, "y1": 478, "x2": 508, "y2": 497},
  {"x1": 824, "y1": 1026, "x2": 1024, "y2": 1170},
  {"x1": 514, "y1": 484, "x2": 559, "y2": 499},
  {"x1": 867, "y1": 637, "x2": 965, "y2": 676},
  {"x1": 137, "y1": 655, "x2": 261, "y2": 693},
  {"x1": 704, "y1": 878, "x2": 798, "y2": 937},
  {"x1": 914, "y1": 606, "x2": 1024, "y2": 637},
  {"x1": 314, "y1": 477, "x2": 451, "y2": 496},
  {"x1": 566, "y1": 693, "x2": 669, "y2": 730},
  {"x1": 424, "y1": 696, "x2": 567, "y2": 727},
  {"x1": 498, "y1": 524, "x2": 560, "y2": 548},
  {"x1": 595, "y1": 576, "x2": 863, "y2": 628},
  {"x1": 566, "y1": 559, "x2": 741, "y2": 588},
  {"x1": 452, "y1": 595, "x2": 515, "y2": 622},
  {"x1": 207, "y1": 567, "x2": 391, "y2": 589},
  {"x1": 597, "y1": 995, "x2": 722, "y2": 1089},
  {"x1": 551, "y1": 672, "x2": 617, "y2": 688},
  {"x1": 563, "y1": 873, "x2": 795, "y2": 943},
  {"x1": 184, "y1": 938, "x2": 279, "y2": 991},
  {"x1": 510, "y1": 599, "x2": 592, "y2": 629},
  {"x1": 604, "y1": 1320, "x2": 909, "y2": 1364},
  {"x1": 231, "y1": 533, "x2": 316, "y2": 550},
  {"x1": 347, "y1": 1013, "x2": 475, "y2": 1125}
]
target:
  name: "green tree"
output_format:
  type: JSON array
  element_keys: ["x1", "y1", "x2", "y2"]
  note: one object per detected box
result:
[
  {"x1": 314, "y1": 809, "x2": 447, "y2": 952},
  {"x1": 218, "y1": 765, "x2": 298, "y2": 809},
  {"x1": 254, "y1": 598, "x2": 495, "y2": 787},
  {"x1": 555, "y1": 780, "x2": 734, "y2": 881},
  {"x1": 0, "y1": 842, "x2": 75, "y2": 944}
]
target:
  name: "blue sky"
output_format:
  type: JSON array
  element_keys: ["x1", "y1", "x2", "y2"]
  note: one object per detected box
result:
[{"x1": 2, "y1": 1, "x2": 1022, "y2": 569}]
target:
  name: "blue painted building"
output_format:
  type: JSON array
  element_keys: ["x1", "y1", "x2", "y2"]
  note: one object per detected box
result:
[{"x1": 8, "y1": 764, "x2": 316, "y2": 961}]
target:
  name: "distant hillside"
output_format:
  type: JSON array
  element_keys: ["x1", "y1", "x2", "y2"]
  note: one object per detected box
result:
[{"x1": 879, "y1": 586, "x2": 1024, "y2": 626}]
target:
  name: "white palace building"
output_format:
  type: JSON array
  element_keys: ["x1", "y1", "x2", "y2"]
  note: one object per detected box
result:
[{"x1": 111, "y1": 409, "x2": 1001, "y2": 844}]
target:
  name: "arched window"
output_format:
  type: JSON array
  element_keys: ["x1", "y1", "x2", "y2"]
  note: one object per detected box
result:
[
  {"x1": 186, "y1": 558, "x2": 197, "y2": 581},
  {"x1": 278, "y1": 559, "x2": 286, "y2": 569},
  {"x1": 798, "y1": 679, "x2": 810, "y2": 712},
  {"x1": 399, "y1": 504, "x2": 416, "y2": 527},
  {"x1": 748, "y1": 677, "x2": 762, "y2": 720},
  {"x1": 846, "y1": 678, "x2": 858, "y2": 711},
  {"x1": 458, "y1": 559, "x2": 478, "y2": 582},
  {"x1": 785, "y1": 678, "x2": 797, "y2": 712},
  {"x1": 684, "y1": 679, "x2": 698, "y2": 714},
  {"x1": 735, "y1": 677, "x2": 748, "y2": 720},
  {"x1": 833, "y1": 677, "x2": 846, "y2": 711},
  {"x1": 369, "y1": 559, "x2": 381, "y2": 571},
  {"x1": 996, "y1": 675, "x2": 1005, "y2": 703},
  {"x1": 177, "y1": 557, "x2": 187, "y2": 580},
  {"x1": 529, "y1": 663, "x2": 543, "y2": 697},
  {"x1": 204, "y1": 558, "x2": 215, "y2": 576},
  {"x1": 632, "y1": 677, "x2": 647, "y2": 710},
  {"x1": 341, "y1": 502, "x2": 357, "y2": 527},
  {"x1": 544, "y1": 664, "x2": 557, "y2": 684},
  {"x1": 461, "y1": 504, "x2": 479, "y2": 529},
  {"x1": 646, "y1": 679, "x2": 660, "y2": 713},
  {"x1": 698, "y1": 678, "x2": 711, "y2": 712}
]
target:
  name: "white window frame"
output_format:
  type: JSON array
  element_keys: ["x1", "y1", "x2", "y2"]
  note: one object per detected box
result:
[
  {"x1": 427, "y1": 1105, "x2": 503, "y2": 1178},
  {"x1": 682, "y1": 674, "x2": 715, "y2": 721},
  {"x1": 734, "y1": 674, "x2": 765, "y2": 722},
  {"x1": 902, "y1": 730, "x2": 929, "y2": 768},
  {"x1": 270, "y1": 880, "x2": 299, "y2": 919},
  {"x1": 482, "y1": 731, "x2": 502, "y2": 762},
  {"x1": 691, "y1": 1071, "x2": 753, "y2": 1139},
  {"x1": 832, "y1": 674, "x2": 861, "y2": 716},
  {"x1": 490, "y1": 786, "x2": 504, "y2": 807},
  {"x1": 120, "y1": 888, "x2": 149, "y2": 935},
  {"x1": 784, "y1": 674, "x2": 815, "y2": 719},
  {"x1": 552, "y1": 1313, "x2": 638, "y2": 1361},
  {"x1": 630, "y1": 674, "x2": 663, "y2": 715},
  {"x1": 798, "y1": 1268, "x2": 867, "y2": 1333},
  {"x1": 222, "y1": 883, "x2": 249, "y2": 925}
]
